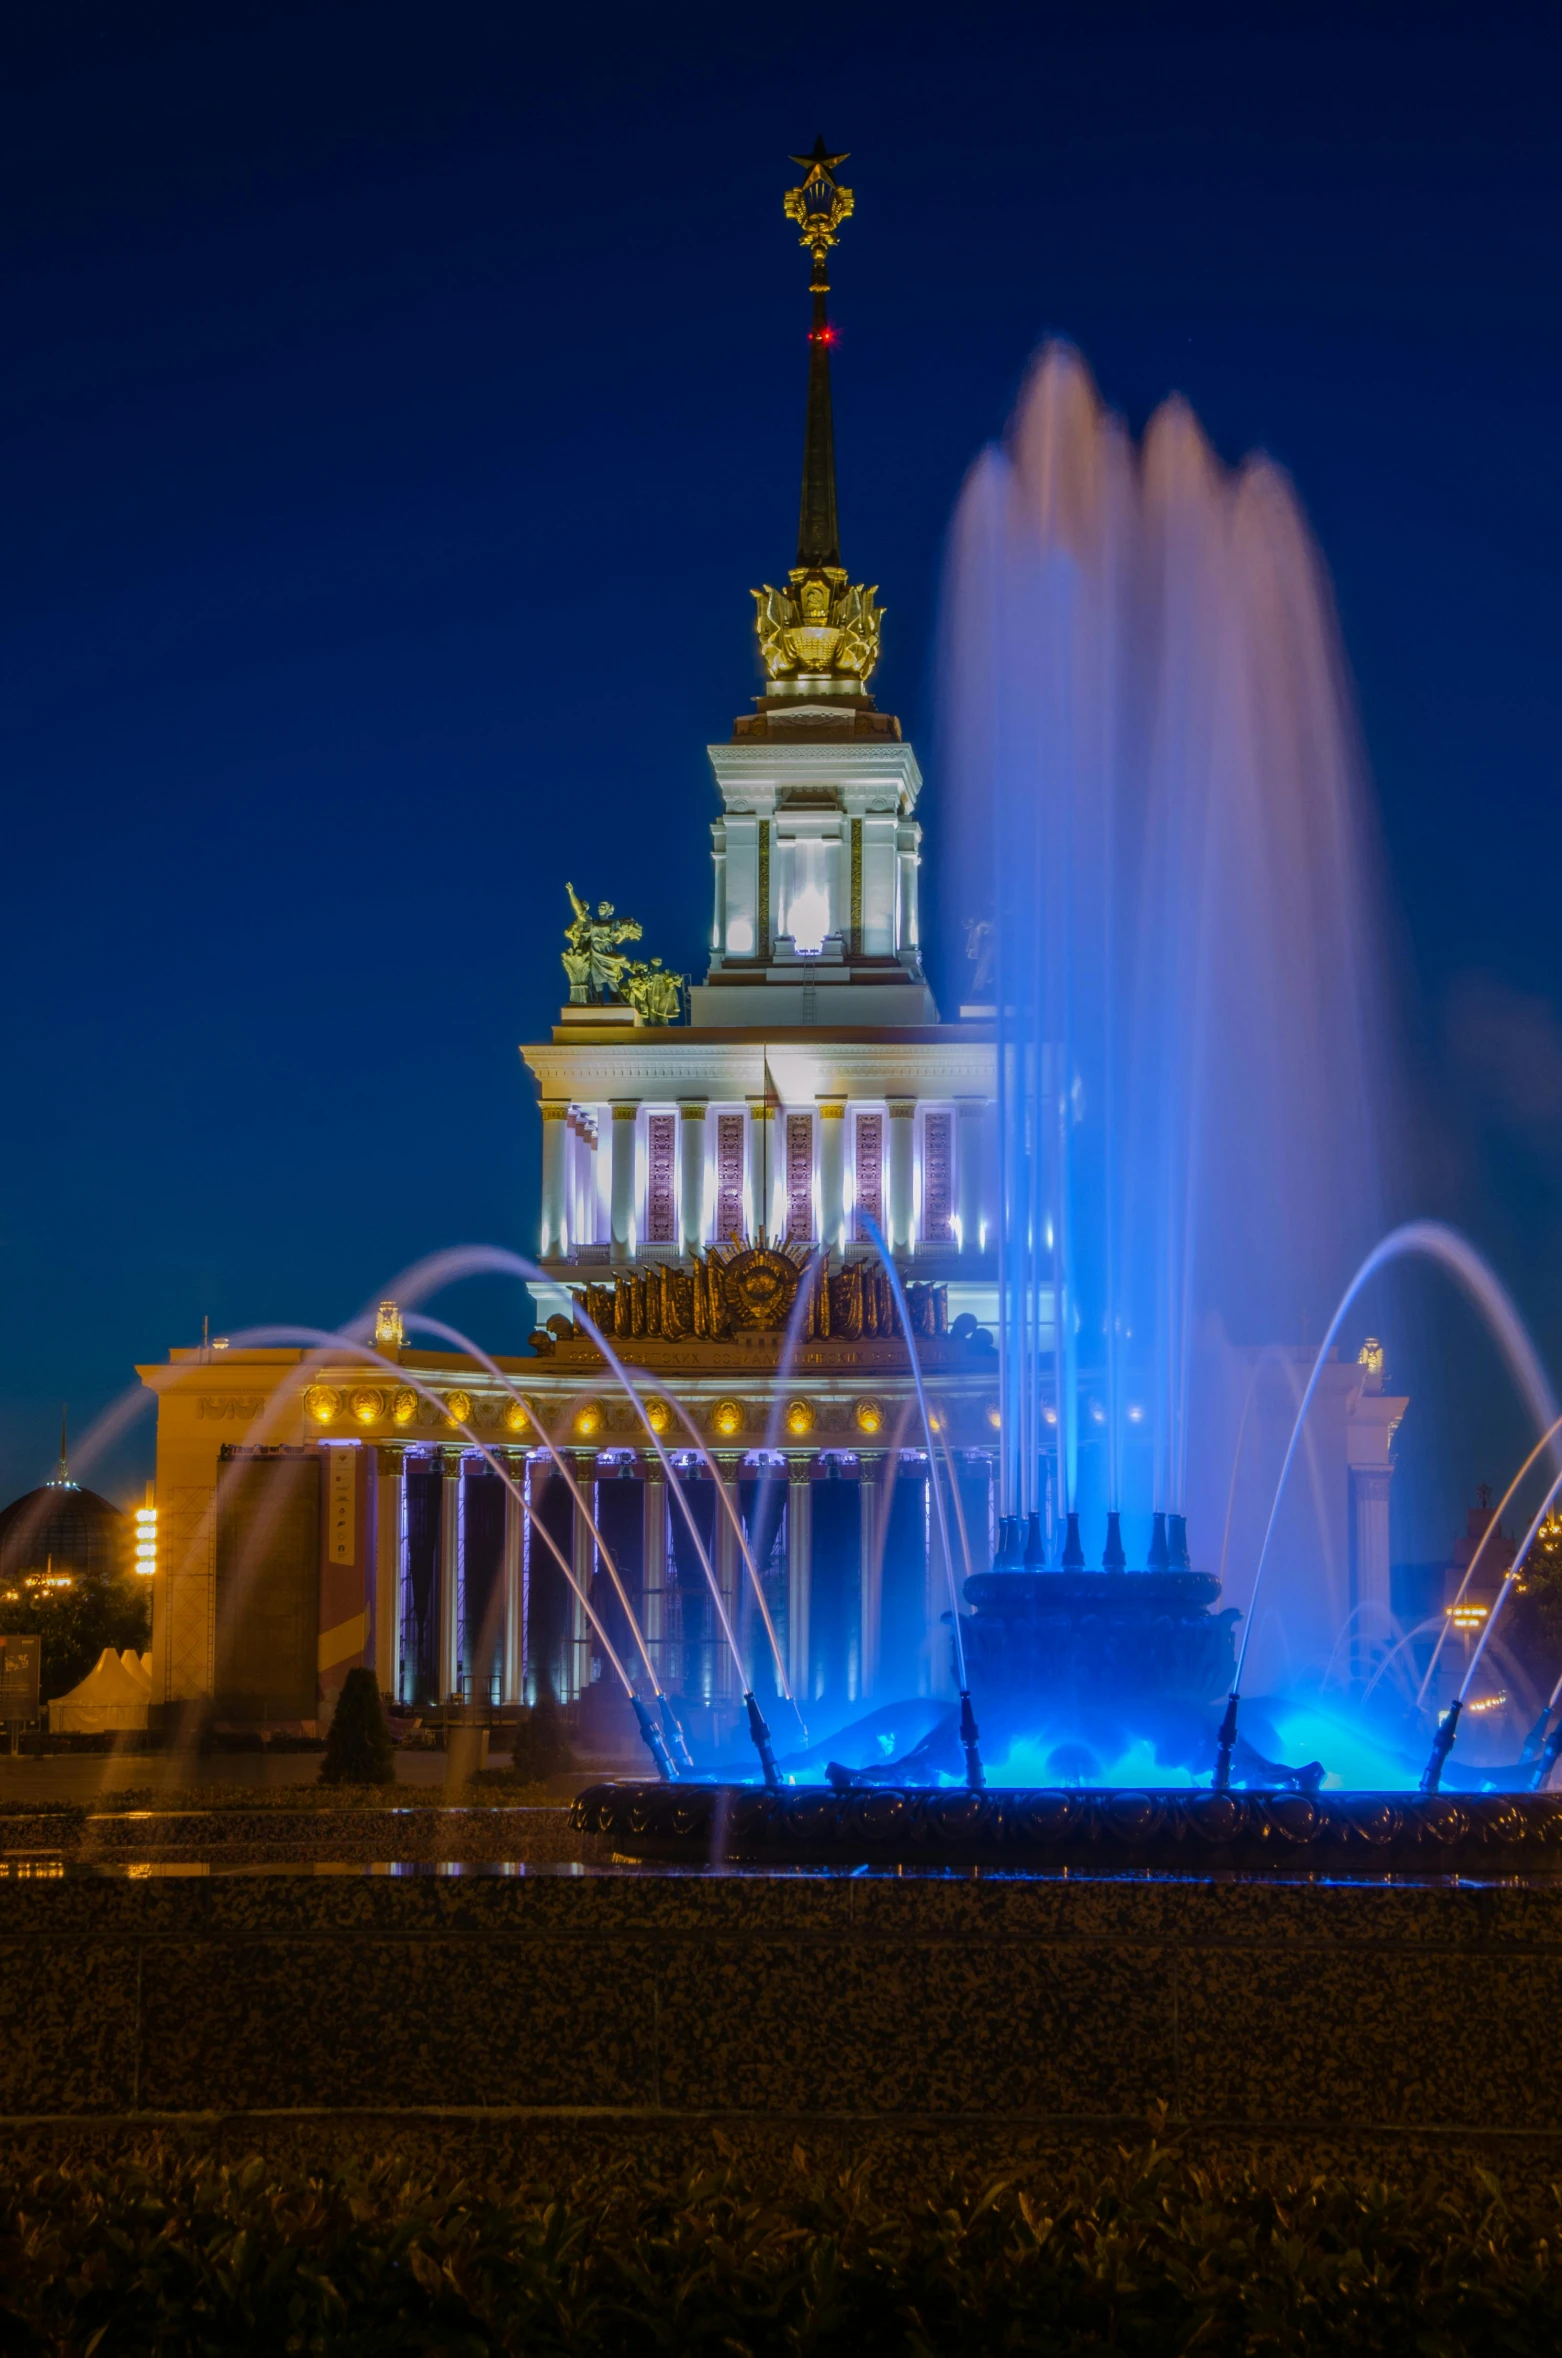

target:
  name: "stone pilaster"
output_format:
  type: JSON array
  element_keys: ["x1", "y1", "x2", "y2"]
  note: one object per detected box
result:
[
  {"x1": 817, "y1": 1097, "x2": 846, "y2": 1255},
  {"x1": 610, "y1": 1103, "x2": 638, "y2": 1253},
  {"x1": 715, "y1": 1454, "x2": 741, "y2": 1702},
  {"x1": 787, "y1": 1457, "x2": 813, "y2": 1701},
  {"x1": 859, "y1": 1453, "x2": 885, "y2": 1700},
  {"x1": 957, "y1": 1096, "x2": 984, "y2": 1255},
  {"x1": 437, "y1": 1450, "x2": 463, "y2": 1704},
  {"x1": 888, "y1": 1100, "x2": 916, "y2": 1254},
  {"x1": 501, "y1": 1455, "x2": 526, "y2": 1705},
  {"x1": 642, "y1": 1464, "x2": 670, "y2": 1686},
  {"x1": 678, "y1": 1101, "x2": 707, "y2": 1254},
  {"x1": 539, "y1": 1101, "x2": 570, "y2": 1258},
  {"x1": 570, "y1": 1451, "x2": 596, "y2": 1702},
  {"x1": 372, "y1": 1444, "x2": 405, "y2": 1700}
]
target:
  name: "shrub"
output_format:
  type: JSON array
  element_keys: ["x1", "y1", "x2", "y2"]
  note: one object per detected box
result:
[
  {"x1": 506, "y1": 1688, "x2": 574, "y2": 1786},
  {"x1": 3, "y1": 2133, "x2": 1562, "y2": 2353},
  {"x1": 318, "y1": 1668, "x2": 395, "y2": 1786}
]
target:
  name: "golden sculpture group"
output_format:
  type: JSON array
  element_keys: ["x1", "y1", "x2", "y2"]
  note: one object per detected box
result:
[{"x1": 561, "y1": 882, "x2": 684, "y2": 1023}]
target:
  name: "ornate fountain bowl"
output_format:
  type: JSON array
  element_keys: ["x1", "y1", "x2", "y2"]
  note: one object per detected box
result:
[
  {"x1": 573, "y1": 1781, "x2": 1562, "y2": 1878},
  {"x1": 962, "y1": 1568, "x2": 1239, "y2": 1708}
]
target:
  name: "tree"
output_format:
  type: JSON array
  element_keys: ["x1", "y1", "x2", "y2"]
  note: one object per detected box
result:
[
  {"x1": 0, "y1": 1573, "x2": 149, "y2": 1704},
  {"x1": 318, "y1": 1668, "x2": 395, "y2": 1785}
]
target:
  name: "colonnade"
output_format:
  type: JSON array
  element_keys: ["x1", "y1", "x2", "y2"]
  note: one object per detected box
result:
[
  {"x1": 539, "y1": 1095, "x2": 993, "y2": 1260},
  {"x1": 370, "y1": 1441, "x2": 995, "y2": 1715}
]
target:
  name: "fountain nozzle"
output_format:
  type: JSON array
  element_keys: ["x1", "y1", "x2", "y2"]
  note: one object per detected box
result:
[
  {"x1": 1102, "y1": 1511, "x2": 1126, "y2": 1570},
  {"x1": 959, "y1": 1689, "x2": 985, "y2": 1790},
  {"x1": 658, "y1": 1691, "x2": 696, "y2": 1774},
  {"x1": 1530, "y1": 1710, "x2": 1562, "y2": 1793},
  {"x1": 996, "y1": 1515, "x2": 1024, "y2": 1569},
  {"x1": 744, "y1": 1690, "x2": 783, "y2": 1792},
  {"x1": 1213, "y1": 1690, "x2": 1239, "y2": 1791},
  {"x1": 631, "y1": 1696, "x2": 678, "y2": 1783},
  {"x1": 1420, "y1": 1699, "x2": 1461, "y2": 1794},
  {"x1": 1061, "y1": 1511, "x2": 1085, "y2": 1569},
  {"x1": 1148, "y1": 1512, "x2": 1170, "y2": 1572},
  {"x1": 1168, "y1": 1513, "x2": 1190, "y2": 1571},
  {"x1": 1022, "y1": 1511, "x2": 1045, "y2": 1568}
]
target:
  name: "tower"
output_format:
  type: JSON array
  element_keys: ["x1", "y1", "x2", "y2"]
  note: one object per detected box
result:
[{"x1": 697, "y1": 140, "x2": 933, "y2": 1028}]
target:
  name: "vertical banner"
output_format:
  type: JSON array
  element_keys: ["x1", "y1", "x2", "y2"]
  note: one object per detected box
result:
[
  {"x1": 787, "y1": 1112, "x2": 814, "y2": 1242},
  {"x1": 716, "y1": 1112, "x2": 746, "y2": 1242},
  {"x1": 923, "y1": 1111, "x2": 955, "y2": 1243},
  {"x1": 318, "y1": 1445, "x2": 370, "y2": 1722},
  {"x1": 854, "y1": 1112, "x2": 884, "y2": 1241},
  {"x1": 646, "y1": 1112, "x2": 677, "y2": 1244}
]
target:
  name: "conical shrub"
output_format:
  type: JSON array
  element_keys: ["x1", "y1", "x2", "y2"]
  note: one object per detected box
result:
[{"x1": 318, "y1": 1667, "x2": 395, "y2": 1786}]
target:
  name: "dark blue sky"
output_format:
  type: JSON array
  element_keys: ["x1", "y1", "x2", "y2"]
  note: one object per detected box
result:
[{"x1": 4, "y1": 1, "x2": 1560, "y2": 1544}]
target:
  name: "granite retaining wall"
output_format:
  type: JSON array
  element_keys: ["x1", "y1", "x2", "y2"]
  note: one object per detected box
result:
[{"x1": 3, "y1": 1862, "x2": 1562, "y2": 2179}]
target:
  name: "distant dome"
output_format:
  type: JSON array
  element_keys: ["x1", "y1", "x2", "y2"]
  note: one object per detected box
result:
[{"x1": 0, "y1": 1481, "x2": 127, "y2": 1584}]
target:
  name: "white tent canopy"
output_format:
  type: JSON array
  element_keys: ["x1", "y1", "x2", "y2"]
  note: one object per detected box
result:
[{"x1": 48, "y1": 1647, "x2": 152, "y2": 1732}]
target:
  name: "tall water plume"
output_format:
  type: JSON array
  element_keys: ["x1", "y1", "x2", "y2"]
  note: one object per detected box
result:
[{"x1": 943, "y1": 345, "x2": 1394, "y2": 1587}]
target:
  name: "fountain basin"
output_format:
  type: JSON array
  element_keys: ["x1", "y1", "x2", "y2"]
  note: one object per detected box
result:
[{"x1": 575, "y1": 1780, "x2": 1562, "y2": 1877}]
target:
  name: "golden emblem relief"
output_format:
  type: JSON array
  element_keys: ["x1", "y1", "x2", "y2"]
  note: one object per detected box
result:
[{"x1": 752, "y1": 572, "x2": 883, "y2": 684}]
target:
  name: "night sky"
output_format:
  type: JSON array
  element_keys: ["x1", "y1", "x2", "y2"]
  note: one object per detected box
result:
[{"x1": 3, "y1": 2, "x2": 1560, "y2": 1553}]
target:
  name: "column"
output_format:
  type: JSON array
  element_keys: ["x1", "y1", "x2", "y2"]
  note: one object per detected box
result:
[
  {"x1": 787, "y1": 1457, "x2": 813, "y2": 1701},
  {"x1": 642, "y1": 1464, "x2": 669, "y2": 1686},
  {"x1": 924, "y1": 1456, "x2": 954, "y2": 1699},
  {"x1": 715, "y1": 1454, "x2": 740, "y2": 1701},
  {"x1": 570, "y1": 1452, "x2": 596, "y2": 1700},
  {"x1": 540, "y1": 1103, "x2": 569, "y2": 1257},
  {"x1": 678, "y1": 1102, "x2": 706, "y2": 1254},
  {"x1": 896, "y1": 818, "x2": 922, "y2": 953},
  {"x1": 817, "y1": 1098, "x2": 846, "y2": 1255},
  {"x1": 747, "y1": 1095, "x2": 772, "y2": 1241},
  {"x1": 437, "y1": 1450, "x2": 463, "y2": 1703},
  {"x1": 610, "y1": 1103, "x2": 638, "y2": 1253},
  {"x1": 859, "y1": 1454, "x2": 884, "y2": 1701},
  {"x1": 501, "y1": 1455, "x2": 525, "y2": 1704},
  {"x1": 956, "y1": 1097, "x2": 984, "y2": 1256},
  {"x1": 888, "y1": 1100, "x2": 916, "y2": 1254},
  {"x1": 372, "y1": 1444, "x2": 404, "y2": 1699}
]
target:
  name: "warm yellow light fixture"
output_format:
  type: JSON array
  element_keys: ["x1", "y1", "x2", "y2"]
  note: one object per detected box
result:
[
  {"x1": 712, "y1": 1399, "x2": 745, "y2": 1438},
  {"x1": 504, "y1": 1399, "x2": 531, "y2": 1435},
  {"x1": 133, "y1": 1488, "x2": 157, "y2": 1578},
  {"x1": 575, "y1": 1400, "x2": 605, "y2": 1439},
  {"x1": 853, "y1": 1397, "x2": 884, "y2": 1436},
  {"x1": 784, "y1": 1398, "x2": 815, "y2": 1437},
  {"x1": 445, "y1": 1391, "x2": 472, "y2": 1428},
  {"x1": 350, "y1": 1387, "x2": 384, "y2": 1426},
  {"x1": 644, "y1": 1396, "x2": 672, "y2": 1435},
  {"x1": 392, "y1": 1388, "x2": 418, "y2": 1425},
  {"x1": 304, "y1": 1385, "x2": 341, "y2": 1426}
]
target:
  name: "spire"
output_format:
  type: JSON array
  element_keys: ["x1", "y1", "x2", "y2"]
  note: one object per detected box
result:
[
  {"x1": 52, "y1": 1403, "x2": 72, "y2": 1488},
  {"x1": 787, "y1": 137, "x2": 850, "y2": 570},
  {"x1": 750, "y1": 143, "x2": 884, "y2": 693}
]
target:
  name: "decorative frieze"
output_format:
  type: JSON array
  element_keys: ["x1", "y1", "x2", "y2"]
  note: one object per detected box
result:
[
  {"x1": 923, "y1": 1110, "x2": 955, "y2": 1243},
  {"x1": 716, "y1": 1111, "x2": 746, "y2": 1242},
  {"x1": 853, "y1": 1112, "x2": 883, "y2": 1241},
  {"x1": 646, "y1": 1112, "x2": 678, "y2": 1244}
]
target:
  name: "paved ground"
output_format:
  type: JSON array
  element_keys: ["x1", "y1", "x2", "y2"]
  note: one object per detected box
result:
[{"x1": 0, "y1": 1751, "x2": 615, "y2": 1805}]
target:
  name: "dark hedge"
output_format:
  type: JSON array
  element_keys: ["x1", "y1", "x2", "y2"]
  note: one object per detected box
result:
[{"x1": 3, "y1": 2128, "x2": 1562, "y2": 2353}]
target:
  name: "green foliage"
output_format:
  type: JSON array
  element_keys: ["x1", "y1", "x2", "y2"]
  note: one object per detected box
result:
[
  {"x1": 2, "y1": 2131, "x2": 1562, "y2": 2353},
  {"x1": 318, "y1": 1668, "x2": 395, "y2": 1786},
  {"x1": 0, "y1": 1573, "x2": 149, "y2": 1704},
  {"x1": 503, "y1": 1689, "x2": 574, "y2": 1787}
]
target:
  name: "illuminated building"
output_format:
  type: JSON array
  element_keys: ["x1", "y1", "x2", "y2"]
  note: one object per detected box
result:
[{"x1": 137, "y1": 149, "x2": 1404, "y2": 1740}]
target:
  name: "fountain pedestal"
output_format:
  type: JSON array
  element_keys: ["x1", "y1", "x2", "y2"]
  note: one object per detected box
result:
[{"x1": 962, "y1": 1569, "x2": 1238, "y2": 1711}]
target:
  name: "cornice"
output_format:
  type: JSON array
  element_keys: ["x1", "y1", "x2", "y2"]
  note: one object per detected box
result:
[{"x1": 520, "y1": 1035, "x2": 997, "y2": 1100}]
